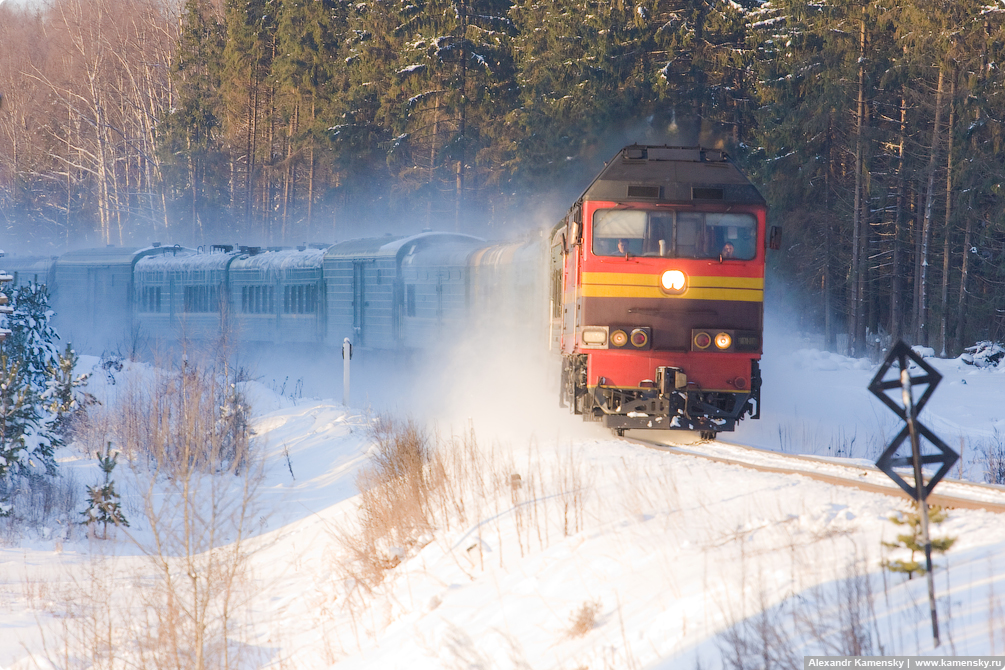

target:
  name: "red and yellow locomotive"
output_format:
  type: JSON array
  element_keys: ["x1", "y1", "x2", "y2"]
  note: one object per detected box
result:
[{"x1": 550, "y1": 145, "x2": 778, "y2": 437}]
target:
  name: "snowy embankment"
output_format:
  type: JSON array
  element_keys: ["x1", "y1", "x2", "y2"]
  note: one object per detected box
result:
[{"x1": 3, "y1": 335, "x2": 1005, "y2": 669}]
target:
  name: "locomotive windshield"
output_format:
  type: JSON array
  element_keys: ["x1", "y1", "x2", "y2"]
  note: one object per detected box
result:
[{"x1": 592, "y1": 210, "x2": 756, "y2": 260}]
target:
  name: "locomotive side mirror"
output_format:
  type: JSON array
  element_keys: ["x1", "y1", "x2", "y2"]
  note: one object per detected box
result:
[
  {"x1": 768, "y1": 226, "x2": 782, "y2": 250},
  {"x1": 569, "y1": 220, "x2": 582, "y2": 246}
]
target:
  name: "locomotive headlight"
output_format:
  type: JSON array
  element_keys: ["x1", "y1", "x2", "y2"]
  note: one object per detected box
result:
[
  {"x1": 610, "y1": 329, "x2": 629, "y2": 348},
  {"x1": 660, "y1": 269, "x2": 687, "y2": 294},
  {"x1": 714, "y1": 332, "x2": 732, "y2": 350}
]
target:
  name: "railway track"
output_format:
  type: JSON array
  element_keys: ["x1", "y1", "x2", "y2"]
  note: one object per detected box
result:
[{"x1": 624, "y1": 433, "x2": 1005, "y2": 514}]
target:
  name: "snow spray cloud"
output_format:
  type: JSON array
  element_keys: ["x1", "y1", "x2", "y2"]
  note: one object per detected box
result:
[{"x1": 402, "y1": 285, "x2": 604, "y2": 445}]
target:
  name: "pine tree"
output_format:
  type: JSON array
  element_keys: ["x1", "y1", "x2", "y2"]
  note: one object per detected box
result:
[
  {"x1": 509, "y1": 0, "x2": 641, "y2": 183},
  {"x1": 2, "y1": 281, "x2": 60, "y2": 392},
  {"x1": 1, "y1": 281, "x2": 64, "y2": 475},
  {"x1": 159, "y1": 0, "x2": 228, "y2": 242},
  {"x1": 0, "y1": 354, "x2": 47, "y2": 479},
  {"x1": 646, "y1": 0, "x2": 759, "y2": 145},
  {"x1": 80, "y1": 443, "x2": 129, "y2": 539},
  {"x1": 42, "y1": 343, "x2": 97, "y2": 440},
  {"x1": 329, "y1": 0, "x2": 403, "y2": 224},
  {"x1": 749, "y1": 0, "x2": 896, "y2": 354},
  {"x1": 221, "y1": 0, "x2": 279, "y2": 234},
  {"x1": 272, "y1": 0, "x2": 348, "y2": 242},
  {"x1": 374, "y1": 0, "x2": 517, "y2": 227},
  {"x1": 882, "y1": 502, "x2": 956, "y2": 579}
]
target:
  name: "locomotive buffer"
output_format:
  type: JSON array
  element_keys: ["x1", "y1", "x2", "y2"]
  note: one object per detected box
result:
[{"x1": 868, "y1": 340, "x2": 958, "y2": 648}]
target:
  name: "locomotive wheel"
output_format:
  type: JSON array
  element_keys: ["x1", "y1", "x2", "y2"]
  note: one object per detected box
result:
[{"x1": 699, "y1": 430, "x2": 716, "y2": 441}]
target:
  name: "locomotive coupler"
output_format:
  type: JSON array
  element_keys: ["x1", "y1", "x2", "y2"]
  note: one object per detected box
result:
[{"x1": 655, "y1": 366, "x2": 687, "y2": 395}]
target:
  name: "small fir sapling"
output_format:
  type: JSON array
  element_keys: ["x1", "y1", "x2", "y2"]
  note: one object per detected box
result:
[
  {"x1": 882, "y1": 502, "x2": 956, "y2": 579},
  {"x1": 42, "y1": 343, "x2": 97, "y2": 439},
  {"x1": 81, "y1": 442, "x2": 129, "y2": 539}
]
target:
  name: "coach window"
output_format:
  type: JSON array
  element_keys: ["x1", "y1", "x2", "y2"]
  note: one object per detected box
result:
[
  {"x1": 183, "y1": 285, "x2": 218, "y2": 312},
  {"x1": 139, "y1": 286, "x2": 162, "y2": 312},
  {"x1": 284, "y1": 284, "x2": 318, "y2": 314},
  {"x1": 406, "y1": 285, "x2": 416, "y2": 316}
]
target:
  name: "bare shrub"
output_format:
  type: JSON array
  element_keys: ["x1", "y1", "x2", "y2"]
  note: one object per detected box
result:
[
  {"x1": 338, "y1": 417, "x2": 443, "y2": 590},
  {"x1": 37, "y1": 347, "x2": 263, "y2": 670},
  {"x1": 123, "y1": 353, "x2": 259, "y2": 670},
  {"x1": 717, "y1": 551, "x2": 884, "y2": 668},
  {"x1": 332, "y1": 418, "x2": 599, "y2": 623},
  {"x1": 979, "y1": 429, "x2": 1005, "y2": 485},
  {"x1": 0, "y1": 471, "x2": 80, "y2": 543},
  {"x1": 114, "y1": 355, "x2": 251, "y2": 474},
  {"x1": 718, "y1": 589, "x2": 800, "y2": 670},
  {"x1": 796, "y1": 555, "x2": 882, "y2": 656},
  {"x1": 616, "y1": 456, "x2": 679, "y2": 527},
  {"x1": 568, "y1": 599, "x2": 601, "y2": 637}
]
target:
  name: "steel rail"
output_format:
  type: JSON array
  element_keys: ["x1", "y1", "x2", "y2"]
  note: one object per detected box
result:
[{"x1": 624, "y1": 435, "x2": 1005, "y2": 514}]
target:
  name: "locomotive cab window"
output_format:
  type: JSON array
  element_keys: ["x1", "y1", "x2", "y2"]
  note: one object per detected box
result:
[{"x1": 592, "y1": 210, "x2": 756, "y2": 260}]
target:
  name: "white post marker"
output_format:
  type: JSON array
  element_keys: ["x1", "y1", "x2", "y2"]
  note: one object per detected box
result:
[{"x1": 342, "y1": 337, "x2": 352, "y2": 406}]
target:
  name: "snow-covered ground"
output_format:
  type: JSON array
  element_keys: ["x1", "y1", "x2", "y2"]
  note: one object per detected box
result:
[{"x1": 3, "y1": 319, "x2": 1005, "y2": 669}]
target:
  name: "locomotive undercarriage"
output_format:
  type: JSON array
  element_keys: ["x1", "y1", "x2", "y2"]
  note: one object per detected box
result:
[{"x1": 561, "y1": 354, "x2": 761, "y2": 437}]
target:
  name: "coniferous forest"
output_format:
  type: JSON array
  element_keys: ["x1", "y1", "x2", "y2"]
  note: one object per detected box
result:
[{"x1": 1, "y1": 0, "x2": 1005, "y2": 355}]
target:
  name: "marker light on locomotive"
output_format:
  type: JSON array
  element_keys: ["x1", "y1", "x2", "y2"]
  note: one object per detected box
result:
[
  {"x1": 629, "y1": 328, "x2": 648, "y2": 348},
  {"x1": 714, "y1": 332, "x2": 732, "y2": 350},
  {"x1": 581, "y1": 327, "x2": 608, "y2": 347}
]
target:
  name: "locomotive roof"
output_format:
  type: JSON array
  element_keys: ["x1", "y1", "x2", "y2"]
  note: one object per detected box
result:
[{"x1": 580, "y1": 145, "x2": 765, "y2": 206}]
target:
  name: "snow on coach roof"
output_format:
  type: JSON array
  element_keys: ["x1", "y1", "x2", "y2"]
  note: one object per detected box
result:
[
  {"x1": 230, "y1": 248, "x2": 326, "y2": 280},
  {"x1": 324, "y1": 231, "x2": 483, "y2": 260},
  {"x1": 135, "y1": 248, "x2": 236, "y2": 272}
]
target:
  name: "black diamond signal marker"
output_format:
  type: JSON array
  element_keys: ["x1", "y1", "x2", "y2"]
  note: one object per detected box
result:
[
  {"x1": 868, "y1": 341, "x2": 940, "y2": 421},
  {"x1": 875, "y1": 421, "x2": 958, "y2": 501},
  {"x1": 869, "y1": 340, "x2": 958, "y2": 501}
]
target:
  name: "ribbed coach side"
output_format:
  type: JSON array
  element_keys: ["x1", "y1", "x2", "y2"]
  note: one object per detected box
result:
[
  {"x1": 54, "y1": 246, "x2": 188, "y2": 349},
  {"x1": 229, "y1": 248, "x2": 327, "y2": 344},
  {"x1": 133, "y1": 247, "x2": 234, "y2": 342}
]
